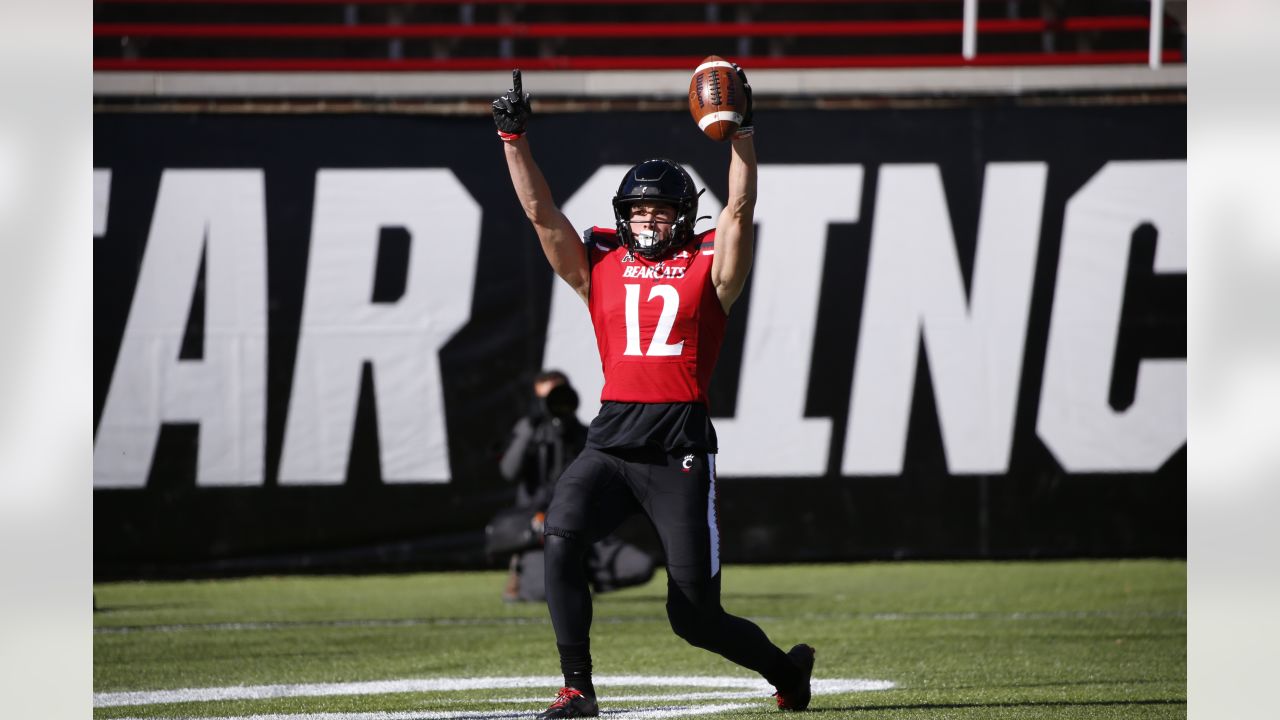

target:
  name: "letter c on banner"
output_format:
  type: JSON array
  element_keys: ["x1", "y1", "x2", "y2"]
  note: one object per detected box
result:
[{"x1": 1037, "y1": 161, "x2": 1187, "y2": 472}]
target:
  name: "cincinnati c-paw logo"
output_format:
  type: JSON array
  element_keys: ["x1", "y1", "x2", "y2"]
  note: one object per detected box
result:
[{"x1": 682, "y1": 454, "x2": 696, "y2": 472}]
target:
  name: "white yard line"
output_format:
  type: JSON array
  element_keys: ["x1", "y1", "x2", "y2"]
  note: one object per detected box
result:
[
  {"x1": 94, "y1": 609, "x2": 1184, "y2": 635},
  {"x1": 95, "y1": 676, "x2": 894, "y2": 709},
  {"x1": 106, "y1": 705, "x2": 754, "y2": 720}
]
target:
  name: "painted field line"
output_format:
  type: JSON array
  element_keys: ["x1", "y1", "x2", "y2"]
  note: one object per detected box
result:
[
  {"x1": 94, "y1": 617, "x2": 561, "y2": 635},
  {"x1": 94, "y1": 609, "x2": 1185, "y2": 635},
  {"x1": 107, "y1": 703, "x2": 754, "y2": 720},
  {"x1": 94, "y1": 616, "x2": 648, "y2": 635},
  {"x1": 95, "y1": 676, "x2": 895, "y2": 708},
  {"x1": 795, "y1": 610, "x2": 1187, "y2": 622},
  {"x1": 493, "y1": 692, "x2": 761, "y2": 702}
]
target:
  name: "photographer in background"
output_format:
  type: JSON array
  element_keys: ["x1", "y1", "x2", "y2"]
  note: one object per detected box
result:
[
  {"x1": 495, "y1": 370, "x2": 653, "y2": 604},
  {"x1": 500, "y1": 370, "x2": 587, "y2": 515},
  {"x1": 495, "y1": 370, "x2": 587, "y2": 602}
]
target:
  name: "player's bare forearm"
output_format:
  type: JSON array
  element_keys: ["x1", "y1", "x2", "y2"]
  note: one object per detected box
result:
[
  {"x1": 713, "y1": 134, "x2": 757, "y2": 312},
  {"x1": 503, "y1": 137, "x2": 559, "y2": 229},
  {"x1": 503, "y1": 138, "x2": 590, "y2": 301},
  {"x1": 726, "y1": 134, "x2": 758, "y2": 215}
]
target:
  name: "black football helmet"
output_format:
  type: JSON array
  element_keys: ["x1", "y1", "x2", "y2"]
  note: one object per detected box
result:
[{"x1": 612, "y1": 159, "x2": 703, "y2": 259}]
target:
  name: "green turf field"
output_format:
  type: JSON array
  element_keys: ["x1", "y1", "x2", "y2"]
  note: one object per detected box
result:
[{"x1": 93, "y1": 560, "x2": 1185, "y2": 719}]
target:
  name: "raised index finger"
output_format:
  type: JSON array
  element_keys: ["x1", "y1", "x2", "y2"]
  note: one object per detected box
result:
[{"x1": 512, "y1": 69, "x2": 522, "y2": 97}]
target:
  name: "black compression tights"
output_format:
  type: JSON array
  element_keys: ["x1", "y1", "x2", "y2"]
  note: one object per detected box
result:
[
  {"x1": 665, "y1": 576, "x2": 790, "y2": 680},
  {"x1": 543, "y1": 533, "x2": 796, "y2": 690},
  {"x1": 544, "y1": 534, "x2": 594, "y2": 691},
  {"x1": 545, "y1": 534, "x2": 593, "y2": 648}
]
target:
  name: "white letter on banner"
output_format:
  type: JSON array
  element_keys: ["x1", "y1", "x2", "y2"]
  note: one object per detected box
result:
[
  {"x1": 715, "y1": 165, "x2": 863, "y2": 477},
  {"x1": 543, "y1": 165, "x2": 722, "y2": 420},
  {"x1": 94, "y1": 169, "x2": 111, "y2": 237},
  {"x1": 94, "y1": 170, "x2": 268, "y2": 488},
  {"x1": 278, "y1": 170, "x2": 480, "y2": 485},
  {"x1": 843, "y1": 163, "x2": 1046, "y2": 476},
  {"x1": 1037, "y1": 161, "x2": 1187, "y2": 472}
]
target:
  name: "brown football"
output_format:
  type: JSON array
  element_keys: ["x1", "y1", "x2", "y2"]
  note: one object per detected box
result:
[{"x1": 688, "y1": 55, "x2": 746, "y2": 142}]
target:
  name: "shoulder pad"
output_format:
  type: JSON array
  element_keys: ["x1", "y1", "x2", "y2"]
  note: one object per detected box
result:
[
  {"x1": 584, "y1": 226, "x2": 621, "y2": 252},
  {"x1": 697, "y1": 228, "x2": 716, "y2": 252}
]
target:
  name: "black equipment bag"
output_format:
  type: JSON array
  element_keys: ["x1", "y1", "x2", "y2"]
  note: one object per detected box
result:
[
  {"x1": 589, "y1": 536, "x2": 656, "y2": 593},
  {"x1": 485, "y1": 507, "x2": 542, "y2": 556}
]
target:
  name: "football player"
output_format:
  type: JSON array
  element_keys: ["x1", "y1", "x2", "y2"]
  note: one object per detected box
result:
[{"x1": 493, "y1": 66, "x2": 814, "y2": 718}]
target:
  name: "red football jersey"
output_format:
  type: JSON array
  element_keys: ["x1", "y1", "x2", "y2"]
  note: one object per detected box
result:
[{"x1": 585, "y1": 227, "x2": 727, "y2": 406}]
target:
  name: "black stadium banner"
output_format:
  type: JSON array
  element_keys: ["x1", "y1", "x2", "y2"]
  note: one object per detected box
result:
[{"x1": 93, "y1": 101, "x2": 1186, "y2": 578}]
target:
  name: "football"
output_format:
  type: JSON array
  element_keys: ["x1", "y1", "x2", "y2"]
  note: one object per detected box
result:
[{"x1": 688, "y1": 55, "x2": 746, "y2": 142}]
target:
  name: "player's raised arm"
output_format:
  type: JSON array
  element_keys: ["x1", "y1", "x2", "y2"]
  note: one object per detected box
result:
[
  {"x1": 711, "y1": 64, "x2": 756, "y2": 313},
  {"x1": 493, "y1": 70, "x2": 590, "y2": 304}
]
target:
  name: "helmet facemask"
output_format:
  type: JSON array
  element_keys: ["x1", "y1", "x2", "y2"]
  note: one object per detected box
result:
[
  {"x1": 612, "y1": 159, "x2": 703, "y2": 260},
  {"x1": 625, "y1": 204, "x2": 678, "y2": 258}
]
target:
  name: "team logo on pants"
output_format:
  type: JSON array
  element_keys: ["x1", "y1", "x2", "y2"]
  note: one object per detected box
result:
[{"x1": 682, "y1": 454, "x2": 695, "y2": 472}]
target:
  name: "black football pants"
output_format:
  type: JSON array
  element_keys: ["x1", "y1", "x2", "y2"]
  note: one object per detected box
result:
[{"x1": 543, "y1": 447, "x2": 791, "y2": 683}]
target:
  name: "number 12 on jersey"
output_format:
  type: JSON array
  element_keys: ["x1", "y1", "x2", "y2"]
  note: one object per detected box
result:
[{"x1": 623, "y1": 283, "x2": 685, "y2": 357}]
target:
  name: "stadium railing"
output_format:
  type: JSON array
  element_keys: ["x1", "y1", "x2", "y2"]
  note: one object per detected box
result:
[{"x1": 93, "y1": 0, "x2": 1185, "y2": 72}]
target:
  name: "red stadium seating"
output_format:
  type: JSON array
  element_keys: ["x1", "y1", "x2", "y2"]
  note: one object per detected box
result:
[{"x1": 93, "y1": 0, "x2": 1185, "y2": 72}]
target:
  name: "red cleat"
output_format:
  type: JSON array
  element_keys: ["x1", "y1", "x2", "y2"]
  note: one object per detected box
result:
[
  {"x1": 535, "y1": 686, "x2": 599, "y2": 719},
  {"x1": 774, "y1": 644, "x2": 816, "y2": 711}
]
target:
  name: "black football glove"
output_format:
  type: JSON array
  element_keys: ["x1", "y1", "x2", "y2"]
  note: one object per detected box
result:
[
  {"x1": 492, "y1": 69, "x2": 532, "y2": 139},
  {"x1": 732, "y1": 63, "x2": 754, "y2": 138}
]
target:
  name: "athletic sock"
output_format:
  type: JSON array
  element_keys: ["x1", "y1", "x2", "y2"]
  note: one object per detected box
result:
[
  {"x1": 556, "y1": 641, "x2": 595, "y2": 698},
  {"x1": 762, "y1": 646, "x2": 801, "y2": 692}
]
